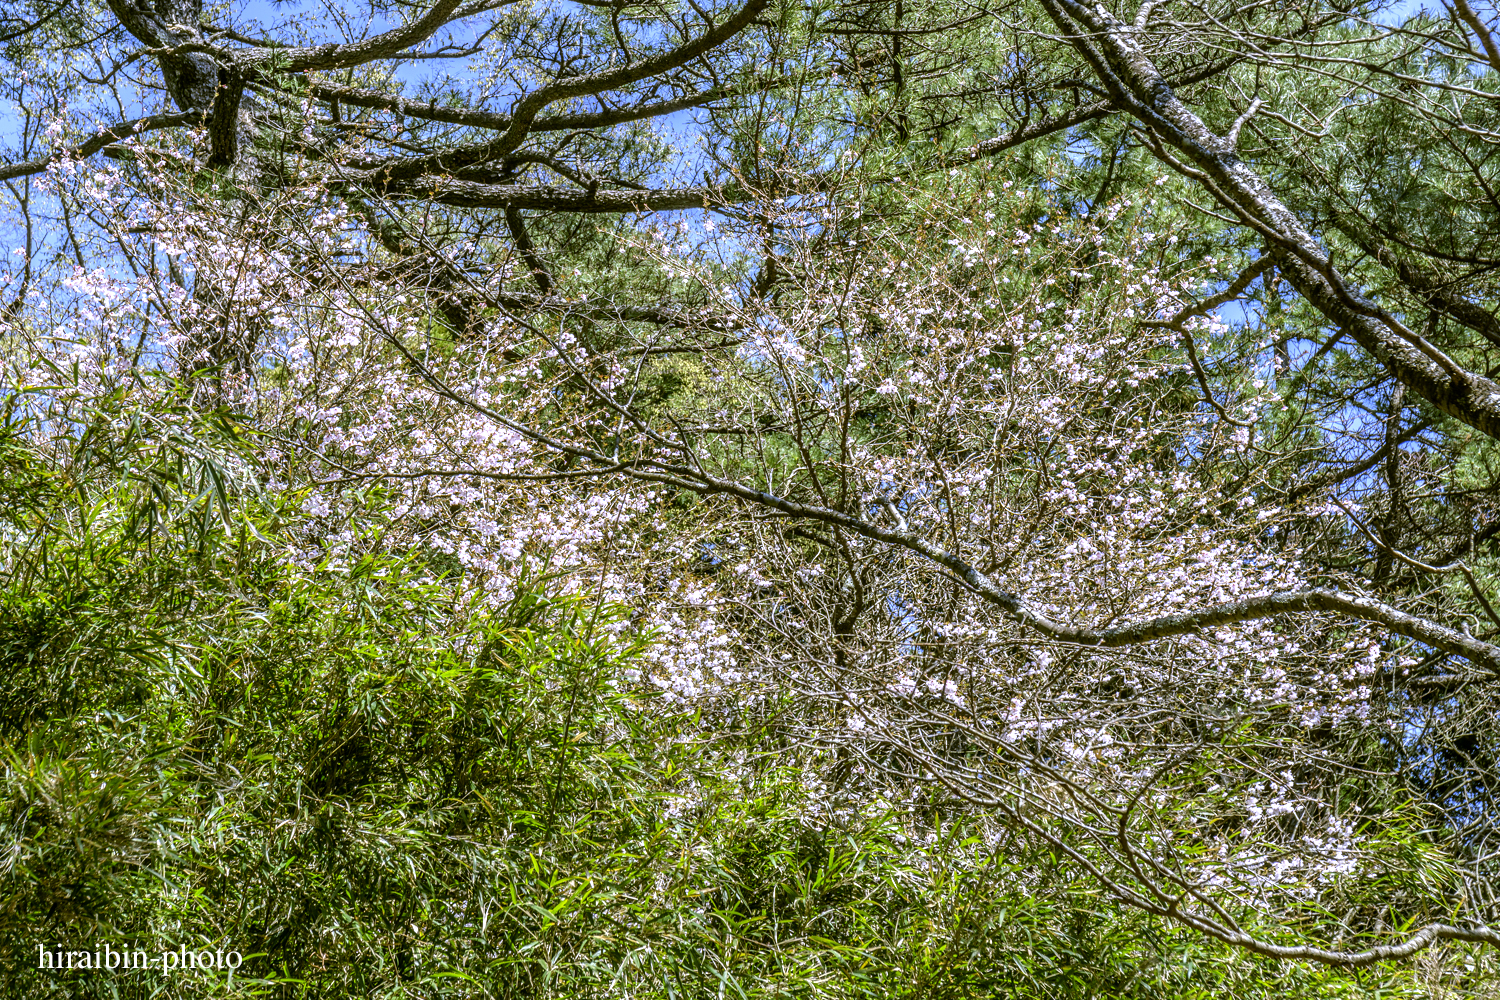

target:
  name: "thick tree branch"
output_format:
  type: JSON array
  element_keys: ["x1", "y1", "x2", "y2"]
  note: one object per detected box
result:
[
  {"x1": 0, "y1": 111, "x2": 201, "y2": 183},
  {"x1": 1452, "y1": 0, "x2": 1500, "y2": 76},
  {"x1": 205, "y1": 66, "x2": 244, "y2": 167},
  {"x1": 372, "y1": 0, "x2": 770, "y2": 183},
  {"x1": 358, "y1": 96, "x2": 1110, "y2": 213},
  {"x1": 503, "y1": 206, "x2": 552, "y2": 294},
  {"x1": 303, "y1": 77, "x2": 772, "y2": 134},
  {"x1": 659, "y1": 470, "x2": 1500, "y2": 672},
  {"x1": 1036, "y1": 0, "x2": 1500, "y2": 443},
  {"x1": 271, "y1": 0, "x2": 469, "y2": 72},
  {"x1": 381, "y1": 179, "x2": 720, "y2": 212}
]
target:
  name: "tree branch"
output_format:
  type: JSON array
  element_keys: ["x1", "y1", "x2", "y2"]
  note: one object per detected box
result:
[
  {"x1": 273, "y1": 0, "x2": 470, "y2": 72},
  {"x1": 1035, "y1": 0, "x2": 1500, "y2": 443},
  {"x1": 379, "y1": 178, "x2": 720, "y2": 212},
  {"x1": 372, "y1": 0, "x2": 769, "y2": 183},
  {"x1": 0, "y1": 111, "x2": 201, "y2": 182}
]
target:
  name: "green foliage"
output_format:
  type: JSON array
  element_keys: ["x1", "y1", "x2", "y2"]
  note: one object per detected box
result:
[{"x1": 0, "y1": 389, "x2": 1465, "y2": 998}]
